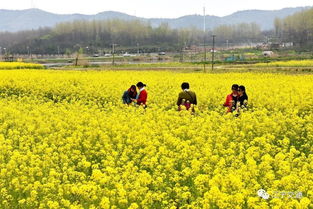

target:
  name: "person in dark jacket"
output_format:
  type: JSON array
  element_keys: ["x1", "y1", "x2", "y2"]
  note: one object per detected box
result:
[
  {"x1": 177, "y1": 82, "x2": 197, "y2": 111},
  {"x1": 122, "y1": 85, "x2": 137, "y2": 104},
  {"x1": 236, "y1": 85, "x2": 248, "y2": 110},
  {"x1": 223, "y1": 84, "x2": 239, "y2": 113}
]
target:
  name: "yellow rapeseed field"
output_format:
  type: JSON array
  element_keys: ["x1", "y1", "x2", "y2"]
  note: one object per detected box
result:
[
  {"x1": 255, "y1": 60, "x2": 313, "y2": 67},
  {"x1": 0, "y1": 62, "x2": 44, "y2": 69},
  {"x1": 0, "y1": 69, "x2": 312, "y2": 209}
]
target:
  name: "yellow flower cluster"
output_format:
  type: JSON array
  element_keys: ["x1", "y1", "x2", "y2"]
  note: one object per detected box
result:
[
  {"x1": 0, "y1": 70, "x2": 312, "y2": 208},
  {"x1": 255, "y1": 60, "x2": 313, "y2": 67},
  {"x1": 0, "y1": 62, "x2": 44, "y2": 69}
]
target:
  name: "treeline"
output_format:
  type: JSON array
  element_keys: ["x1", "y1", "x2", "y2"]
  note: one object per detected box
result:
[
  {"x1": 275, "y1": 8, "x2": 313, "y2": 48},
  {"x1": 213, "y1": 23, "x2": 263, "y2": 45},
  {"x1": 2, "y1": 8, "x2": 313, "y2": 55},
  {"x1": 0, "y1": 19, "x2": 265, "y2": 54},
  {"x1": 0, "y1": 20, "x2": 199, "y2": 54},
  {"x1": 51, "y1": 20, "x2": 202, "y2": 53}
]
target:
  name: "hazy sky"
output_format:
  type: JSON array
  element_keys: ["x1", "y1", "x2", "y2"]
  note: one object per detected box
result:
[{"x1": 0, "y1": 0, "x2": 312, "y2": 18}]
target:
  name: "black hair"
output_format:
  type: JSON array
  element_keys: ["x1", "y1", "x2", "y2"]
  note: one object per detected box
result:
[
  {"x1": 239, "y1": 85, "x2": 245, "y2": 92},
  {"x1": 130, "y1": 85, "x2": 136, "y2": 90},
  {"x1": 181, "y1": 82, "x2": 190, "y2": 90},
  {"x1": 239, "y1": 85, "x2": 247, "y2": 96},
  {"x1": 136, "y1": 82, "x2": 146, "y2": 88},
  {"x1": 232, "y1": 84, "x2": 239, "y2": 90}
]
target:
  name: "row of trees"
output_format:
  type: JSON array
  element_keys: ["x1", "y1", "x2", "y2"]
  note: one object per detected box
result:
[
  {"x1": 274, "y1": 8, "x2": 313, "y2": 48},
  {"x1": 2, "y1": 8, "x2": 312, "y2": 55},
  {"x1": 213, "y1": 23, "x2": 263, "y2": 44},
  {"x1": 3, "y1": 8, "x2": 313, "y2": 55},
  {"x1": 0, "y1": 19, "x2": 267, "y2": 55}
]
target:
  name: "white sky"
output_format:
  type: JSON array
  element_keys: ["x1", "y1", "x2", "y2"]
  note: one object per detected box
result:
[{"x1": 0, "y1": 0, "x2": 312, "y2": 18}]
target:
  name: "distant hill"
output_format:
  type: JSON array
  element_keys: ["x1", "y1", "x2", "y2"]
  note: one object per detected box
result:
[{"x1": 0, "y1": 7, "x2": 311, "y2": 32}]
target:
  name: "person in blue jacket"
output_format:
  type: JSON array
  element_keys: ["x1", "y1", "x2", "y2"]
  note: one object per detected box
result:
[{"x1": 122, "y1": 85, "x2": 137, "y2": 105}]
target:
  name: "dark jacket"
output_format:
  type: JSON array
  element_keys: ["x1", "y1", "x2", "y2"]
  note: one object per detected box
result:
[
  {"x1": 122, "y1": 90, "x2": 137, "y2": 104},
  {"x1": 237, "y1": 94, "x2": 248, "y2": 108},
  {"x1": 177, "y1": 90, "x2": 197, "y2": 106}
]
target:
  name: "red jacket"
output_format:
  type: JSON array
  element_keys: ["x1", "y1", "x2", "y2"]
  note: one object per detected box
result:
[
  {"x1": 224, "y1": 93, "x2": 238, "y2": 112},
  {"x1": 137, "y1": 89, "x2": 147, "y2": 105}
]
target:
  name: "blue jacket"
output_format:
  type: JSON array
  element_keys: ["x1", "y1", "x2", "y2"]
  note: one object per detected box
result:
[{"x1": 122, "y1": 90, "x2": 132, "y2": 104}]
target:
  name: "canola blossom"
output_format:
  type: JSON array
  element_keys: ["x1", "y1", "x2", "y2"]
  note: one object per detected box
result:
[
  {"x1": 255, "y1": 60, "x2": 313, "y2": 67},
  {"x1": 0, "y1": 62, "x2": 44, "y2": 70},
  {"x1": 0, "y1": 70, "x2": 312, "y2": 209}
]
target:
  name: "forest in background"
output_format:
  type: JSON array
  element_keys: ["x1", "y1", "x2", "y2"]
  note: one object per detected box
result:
[
  {"x1": 274, "y1": 8, "x2": 313, "y2": 48},
  {"x1": 0, "y1": 8, "x2": 312, "y2": 55}
]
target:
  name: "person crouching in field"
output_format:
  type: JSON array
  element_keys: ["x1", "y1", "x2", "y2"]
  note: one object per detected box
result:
[
  {"x1": 235, "y1": 85, "x2": 248, "y2": 114},
  {"x1": 132, "y1": 82, "x2": 148, "y2": 108},
  {"x1": 223, "y1": 84, "x2": 239, "y2": 113},
  {"x1": 177, "y1": 82, "x2": 197, "y2": 112},
  {"x1": 122, "y1": 85, "x2": 137, "y2": 105}
]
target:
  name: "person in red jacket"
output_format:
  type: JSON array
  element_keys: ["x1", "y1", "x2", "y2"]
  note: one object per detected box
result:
[
  {"x1": 132, "y1": 82, "x2": 148, "y2": 107},
  {"x1": 223, "y1": 84, "x2": 239, "y2": 113}
]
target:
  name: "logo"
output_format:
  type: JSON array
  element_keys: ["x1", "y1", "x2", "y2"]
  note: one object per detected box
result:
[
  {"x1": 257, "y1": 189, "x2": 269, "y2": 199},
  {"x1": 257, "y1": 189, "x2": 303, "y2": 199}
]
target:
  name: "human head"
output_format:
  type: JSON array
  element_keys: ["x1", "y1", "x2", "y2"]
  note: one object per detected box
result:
[
  {"x1": 129, "y1": 85, "x2": 136, "y2": 92},
  {"x1": 238, "y1": 85, "x2": 246, "y2": 96},
  {"x1": 231, "y1": 84, "x2": 239, "y2": 94},
  {"x1": 181, "y1": 82, "x2": 190, "y2": 90},
  {"x1": 136, "y1": 82, "x2": 146, "y2": 89}
]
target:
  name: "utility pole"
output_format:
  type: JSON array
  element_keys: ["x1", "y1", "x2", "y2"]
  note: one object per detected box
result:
[
  {"x1": 211, "y1": 35, "x2": 216, "y2": 71},
  {"x1": 112, "y1": 43, "x2": 117, "y2": 65},
  {"x1": 30, "y1": 47, "x2": 32, "y2": 60},
  {"x1": 27, "y1": 46, "x2": 30, "y2": 57},
  {"x1": 203, "y1": 7, "x2": 206, "y2": 73},
  {"x1": 137, "y1": 43, "x2": 139, "y2": 56},
  {"x1": 180, "y1": 46, "x2": 183, "y2": 62},
  {"x1": 27, "y1": 46, "x2": 32, "y2": 60}
]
